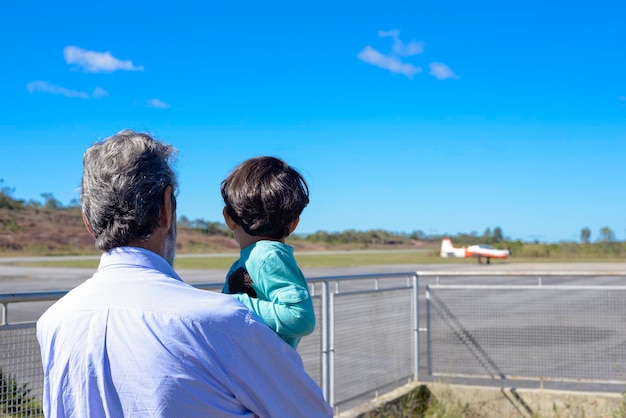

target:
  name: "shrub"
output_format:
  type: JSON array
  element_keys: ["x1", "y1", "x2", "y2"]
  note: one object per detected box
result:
[{"x1": 0, "y1": 367, "x2": 43, "y2": 416}]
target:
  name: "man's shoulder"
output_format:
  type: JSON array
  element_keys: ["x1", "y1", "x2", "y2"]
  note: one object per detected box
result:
[
  {"x1": 40, "y1": 270, "x2": 251, "y2": 325},
  {"x1": 133, "y1": 277, "x2": 251, "y2": 322},
  {"x1": 37, "y1": 278, "x2": 268, "y2": 351},
  {"x1": 175, "y1": 288, "x2": 250, "y2": 320}
]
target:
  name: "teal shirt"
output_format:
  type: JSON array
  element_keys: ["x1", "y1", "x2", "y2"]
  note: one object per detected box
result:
[{"x1": 222, "y1": 241, "x2": 315, "y2": 348}]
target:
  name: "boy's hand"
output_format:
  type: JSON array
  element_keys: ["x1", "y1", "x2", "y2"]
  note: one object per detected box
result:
[{"x1": 227, "y1": 267, "x2": 257, "y2": 298}]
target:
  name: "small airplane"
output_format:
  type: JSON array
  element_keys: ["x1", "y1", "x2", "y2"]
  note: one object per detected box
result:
[{"x1": 440, "y1": 238, "x2": 510, "y2": 264}]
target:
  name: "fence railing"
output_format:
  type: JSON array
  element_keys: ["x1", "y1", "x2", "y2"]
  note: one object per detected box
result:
[
  {"x1": 424, "y1": 271, "x2": 626, "y2": 390},
  {"x1": 3, "y1": 270, "x2": 626, "y2": 416},
  {"x1": 0, "y1": 272, "x2": 420, "y2": 415},
  {"x1": 302, "y1": 272, "x2": 419, "y2": 411}
]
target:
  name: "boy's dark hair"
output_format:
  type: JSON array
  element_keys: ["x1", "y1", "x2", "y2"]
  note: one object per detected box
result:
[{"x1": 221, "y1": 156, "x2": 309, "y2": 240}]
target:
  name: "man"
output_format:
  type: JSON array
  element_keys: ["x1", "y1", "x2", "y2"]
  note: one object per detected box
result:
[{"x1": 36, "y1": 130, "x2": 332, "y2": 417}]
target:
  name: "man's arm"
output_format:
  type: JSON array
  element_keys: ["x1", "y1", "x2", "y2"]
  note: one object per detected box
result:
[{"x1": 225, "y1": 313, "x2": 332, "y2": 418}]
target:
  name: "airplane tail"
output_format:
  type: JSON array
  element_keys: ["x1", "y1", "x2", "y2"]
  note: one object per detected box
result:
[
  {"x1": 440, "y1": 238, "x2": 456, "y2": 257},
  {"x1": 441, "y1": 238, "x2": 467, "y2": 258}
]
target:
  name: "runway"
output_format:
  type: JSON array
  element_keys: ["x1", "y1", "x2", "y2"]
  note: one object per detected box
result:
[{"x1": 1, "y1": 256, "x2": 625, "y2": 324}]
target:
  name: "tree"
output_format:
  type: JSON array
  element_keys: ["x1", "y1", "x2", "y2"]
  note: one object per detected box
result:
[
  {"x1": 580, "y1": 227, "x2": 591, "y2": 244},
  {"x1": 178, "y1": 215, "x2": 191, "y2": 228},
  {"x1": 410, "y1": 230, "x2": 426, "y2": 240},
  {"x1": 41, "y1": 193, "x2": 62, "y2": 210},
  {"x1": 492, "y1": 227, "x2": 504, "y2": 243},
  {"x1": 482, "y1": 227, "x2": 492, "y2": 243},
  {"x1": 599, "y1": 226, "x2": 615, "y2": 242},
  {"x1": 0, "y1": 179, "x2": 23, "y2": 210}
]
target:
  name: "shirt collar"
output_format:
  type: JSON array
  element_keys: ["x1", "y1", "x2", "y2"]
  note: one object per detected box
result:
[
  {"x1": 241, "y1": 240, "x2": 293, "y2": 257},
  {"x1": 97, "y1": 246, "x2": 183, "y2": 282}
]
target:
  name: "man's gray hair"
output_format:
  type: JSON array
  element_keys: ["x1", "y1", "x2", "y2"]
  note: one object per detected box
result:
[{"x1": 81, "y1": 130, "x2": 178, "y2": 251}]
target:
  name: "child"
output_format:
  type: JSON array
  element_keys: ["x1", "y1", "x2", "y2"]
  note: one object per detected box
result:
[{"x1": 220, "y1": 156, "x2": 315, "y2": 349}]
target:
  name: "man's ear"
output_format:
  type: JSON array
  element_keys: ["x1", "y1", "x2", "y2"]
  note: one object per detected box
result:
[
  {"x1": 82, "y1": 211, "x2": 95, "y2": 238},
  {"x1": 287, "y1": 217, "x2": 300, "y2": 236},
  {"x1": 223, "y1": 207, "x2": 238, "y2": 231},
  {"x1": 162, "y1": 186, "x2": 174, "y2": 230}
]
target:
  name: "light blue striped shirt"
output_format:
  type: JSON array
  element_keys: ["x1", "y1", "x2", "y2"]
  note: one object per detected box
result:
[{"x1": 37, "y1": 247, "x2": 332, "y2": 418}]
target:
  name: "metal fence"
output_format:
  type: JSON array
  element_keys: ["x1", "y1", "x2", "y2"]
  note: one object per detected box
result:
[
  {"x1": 3, "y1": 270, "x2": 626, "y2": 417},
  {"x1": 426, "y1": 274, "x2": 626, "y2": 388},
  {"x1": 302, "y1": 273, "x2": 419, "y2": 411},
  {"x1": 0, "y1": 272, "x2": 419, "y2": 416}
]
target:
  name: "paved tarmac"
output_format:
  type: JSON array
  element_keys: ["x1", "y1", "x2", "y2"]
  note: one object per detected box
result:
[{"x1": 2, "y1": 255, "x2": 625, "y2": 323}]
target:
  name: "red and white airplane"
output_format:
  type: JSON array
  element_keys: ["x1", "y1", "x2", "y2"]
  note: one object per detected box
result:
[{"x1": 440, "y1": 238, "x2": 510, "y2": 264}]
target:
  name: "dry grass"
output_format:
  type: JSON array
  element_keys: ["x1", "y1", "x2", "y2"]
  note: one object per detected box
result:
[{"x1": 0, "y1": 207, "x2": 425, "y2": 258}]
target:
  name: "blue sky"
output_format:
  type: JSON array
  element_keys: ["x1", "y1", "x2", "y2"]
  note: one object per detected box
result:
[{"x1": 1, "y1": 0, "x2": 625, "y2": 243}]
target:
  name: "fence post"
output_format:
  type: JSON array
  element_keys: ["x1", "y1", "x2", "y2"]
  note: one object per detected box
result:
[
  {"x1": 426, "y1": 286, "x2": 432, "y2": 376},
  {"x1": 329, "y1": 292, "x2": 336, "y2": 408},
  {"x1": 321, "y1": 280, "x2": 330, "y2": 402},
  {"x1": 412, "y1": 273, "x2": 419, "y2": 381}
]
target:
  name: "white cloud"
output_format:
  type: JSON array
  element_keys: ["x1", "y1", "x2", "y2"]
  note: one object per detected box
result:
[
  {"x1": 63, "y1": 46, "x2": 144, "y2": 73},
  {"x1": 92, "y1": 87, "x2": 109, "y2": 98},
  {"x1": 26, "y1": 80, "x2": 89, "y2": 99},
  {"x1": 378, "y1": 29, "x2": 424, "y2": 56},
  {"x1": 146, "y1": 98, "x2": 171, "y2": 109},
  {"x1": 378, "y1": 29, "x2": 400, "y2": 38},
  {"x1": 359, "y1": 30, "x2": 458, "y2": 82},
  {"x1": 429, "y1": 62, "x2": 459, "y2": 80},
  {"x1": 27, "y1": 81, "x2": 110, "y2": 99},
  {"x1": 357, "y1": 46, "x2": 422, "y2": 79},
  {"x1": 403, "y1": 41, "x2": 425, "y2": 56}
]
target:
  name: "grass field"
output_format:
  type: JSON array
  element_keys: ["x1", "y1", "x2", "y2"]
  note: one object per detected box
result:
[
  {"x1": 9, "y1": 249, "x2": 626, "y2": 269},
  {"x1": 12, "y1": 250, "x2": 439, "y2": 269}
]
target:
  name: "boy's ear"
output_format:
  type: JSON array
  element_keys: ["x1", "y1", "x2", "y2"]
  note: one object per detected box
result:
[
  {"x1": 223, "y1": 207, "x2": 238, "y2": 231},
  {"x1": 287, "y1": 217, "x2": 300, "y2": 235}
]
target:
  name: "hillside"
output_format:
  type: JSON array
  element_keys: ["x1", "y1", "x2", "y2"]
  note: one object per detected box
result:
[
  {"x1": 0, "y1": 207, "x2": 248, "y2": 256},
  {"x1": 0, "y1": 207, "x2": 424, "y2": 256},
  {"x1": 4, "y1": 205, "x2": 626, "y2": 261},
  {"x1": 0, "y1": 208, "x2": 96, "y2": 255}
]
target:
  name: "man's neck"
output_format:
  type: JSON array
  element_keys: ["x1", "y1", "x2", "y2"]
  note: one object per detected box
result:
[{"x1": 127, "y1": 232, "x2": 167, "y2": 259}]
